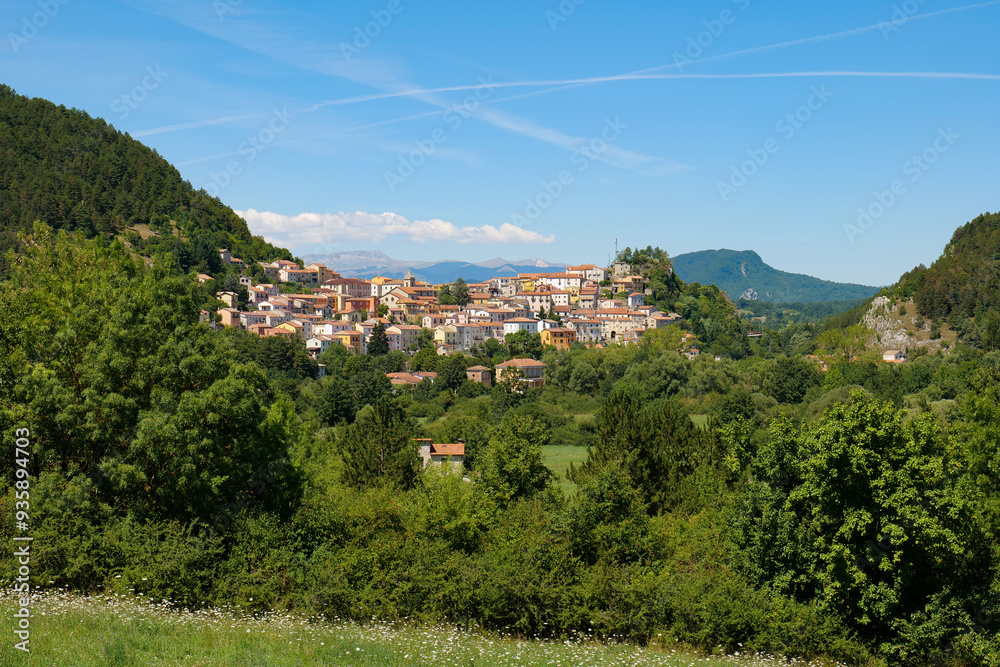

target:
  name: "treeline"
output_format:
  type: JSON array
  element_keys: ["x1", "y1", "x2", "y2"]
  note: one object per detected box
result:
[
  {"x1": 736, "y1": 297, "x2": 870, "y2": 329},
  {"x1": 0, "y1": 84, "x2": 292, "y2": 275},
  {"x1": 3, "y1": 228, "x2": 1000, "y2": 666},
  {"x1": 897, "y1": 211, "x2": 1000, "y2": 341}
]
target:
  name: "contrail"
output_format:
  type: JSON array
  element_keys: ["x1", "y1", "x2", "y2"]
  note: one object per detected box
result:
[
  {"x1": 306, "y1": 70, "x2": 1000, "y2": 110},
  {"x1": 638, "y1": 0, "x2": 1000, "y2": 75},
  {"x1": 301, "y1": 0, "x2": 1000, "y2": 113},
  {"x1": 132, "y1": 114, "x2": 258, "y2": 137}
]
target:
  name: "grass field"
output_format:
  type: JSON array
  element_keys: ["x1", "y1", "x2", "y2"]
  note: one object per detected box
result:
[
  {"x1": 0, "y1": 591, "x2": 844, "y2": 667},
  {"x1": 540, "y1": 445, "x2": 589, "y2": 494}
]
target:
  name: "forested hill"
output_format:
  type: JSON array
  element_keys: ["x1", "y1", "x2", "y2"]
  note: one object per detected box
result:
[
  {"x1": 897, "y1": 211, "x2": 1000, "y2": 323},
  {"x1": 0, "y1": 84, "x2": 293, "y2": 273},
  {"x1": 672, "y1": 249, "x2": 880, "y2": 303}
]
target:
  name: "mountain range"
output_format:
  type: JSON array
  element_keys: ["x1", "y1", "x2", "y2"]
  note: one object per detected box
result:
[
  {"x1": 671, "y1": 249, "x2": 882, "y2": 303},
  {"x1": 302, "y1": 251, "x2": 566, "y2": 283}
]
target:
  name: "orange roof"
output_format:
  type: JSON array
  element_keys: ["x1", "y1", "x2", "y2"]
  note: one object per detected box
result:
[
  {"x1": 496, "y1": 358, "x2": 547, "y2": 369},
  {"x1": 431, "y1": 442, "x2": 465, "y2": 457}
]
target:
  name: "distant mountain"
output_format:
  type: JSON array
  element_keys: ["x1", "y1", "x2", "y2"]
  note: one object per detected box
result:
[
  {"x1": 672, "y1": 249, "x2": 881, "y2": 303},
  {"x1": 303, "y1": 251, "x2": 566, "y2": 283}
]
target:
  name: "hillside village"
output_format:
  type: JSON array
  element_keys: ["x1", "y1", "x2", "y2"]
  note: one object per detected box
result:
[{"x1": 204, "y1": 250, "x2": 688, "y2": 382}]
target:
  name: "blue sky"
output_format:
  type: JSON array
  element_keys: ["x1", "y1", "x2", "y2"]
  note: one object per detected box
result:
[{"x1": 2, "y1": 0, "x2": 998, "y2": 285}]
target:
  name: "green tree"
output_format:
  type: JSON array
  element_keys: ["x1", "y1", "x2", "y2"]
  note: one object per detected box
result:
[
  {"x1": 761, "y1": 355, "x2": 820, "y2": 404},
  {"x1": 453, "y1": 277, "x2": 470, "y2": 307},
  {"x1": 815, "y1": 324, "x2": 874, "y2": 365},
  {"x1": 411, "y1": 346, "x2": 440, "y2": 372},
  {"x1": 568, "y1": 360, "x2": 599, "y2": 394},
  {"x1": 438, "y1": 284, "x2": 456, "y2": 305},
  {"x1": 737, "y1": 394, "x2": 987, "y2": 655},
  {"x1": 476, "y1": 413, "x2": 553, "y2": 507},
  {"x1": 504, "y1": 329, "x2": 542, "y2": 359},
  {"x1": 980, "y1": 309, "x2": 1000, "y2": 351},
  {"x1": 439, "y1": 355, "x2": 469, "y2": 392},
  {"x1": 317, "y1": 376, "x2": 353, "y2": 426},
  {"x1": 416, "y1": 327, "x2": 435, "y2": 351},
  {"x1": 338, "y1": 398, "x2": 419, "y2": 490},
  {"x1": 576, "y1": 390, "x2": 713, "y2": 513},
  {"x1": 367, "y1": 323, "x2": 390, "y2": 356},
  {"x1": 0, "y1": 225, "x2": 299, "y2": 524}
]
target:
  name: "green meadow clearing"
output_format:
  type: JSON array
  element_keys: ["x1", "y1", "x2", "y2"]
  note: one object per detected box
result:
[
  {"x1": 0, "y1": 592, "x2": 844, "y2": 667},
  {"x1": 540, "y1": 445, "x2": 589, "y2": 494}
]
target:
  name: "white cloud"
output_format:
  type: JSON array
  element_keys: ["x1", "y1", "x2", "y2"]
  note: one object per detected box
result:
[{"x1": 237, "y1": 209, "x2": 555, "y2": 249}]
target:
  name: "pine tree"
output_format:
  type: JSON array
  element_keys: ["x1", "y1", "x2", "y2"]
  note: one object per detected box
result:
[
  {"x1": 368, "y1": 323, "x2": 390, "y2": 356},
  {"x1": 339, "y1": 399, "x2": 419, "y2": 489}
]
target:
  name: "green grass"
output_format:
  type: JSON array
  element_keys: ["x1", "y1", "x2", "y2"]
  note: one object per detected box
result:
[
  {"x1": 0, "y1": 592, "x2": 821, "y2": 667},
  {"x1": 690, "y1": 414, "x2": 709, "y2": 428},
  {"x1": 541, "y1": 445, "x2": 590, "y2": 495}
]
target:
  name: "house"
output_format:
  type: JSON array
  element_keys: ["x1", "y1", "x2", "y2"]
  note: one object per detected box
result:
[
  {"x1": 248, "y1": 285, "x2": 275, "y2": 305},
  {"x1": 422, "y1": 314, "x2": 449, "y2": 329},
  {"x1": 466, "y1": 365, "x2": 492, "y2": 387},
  {"x1": 566, "y1": 318, "x2": 603, "y2": 343},
  {"x1": 239, "y1": 311, "x2": 268, "y2": 328},
  {"x1": 577, "y1": 287, "x2": 598, "y2": 309},
  {"x1": 258, "y1": 259, "x2": 299, "y2": 282},
  {"x1": 306, "y1": 334, "x2": 336, "y2": 358},
  {"x1": 332, "y1": 329, "x2": 363, "y2": 354},
  {"x1": 322, "y1": 277, "x2": 371, "y2": 299},
  {"x1": 434, "y1": 325, "x2": 458, "y2": 348},
  {"x1": 495, "y1": 358, "x2": 547, "y2": 389},
  {"x1": 535, "y1": 273, "x2": 583, "y2": 292},
  {"x1": 451, "y1": 323, "x2": 486, "y2": 351},
  {"x1": 218, "y1": 308, "x2": 243, "y2": 328},
  {"x1": 883, "y1": 350, "x2": 908, "y2": 364},
  {"x1": 279, "y1": 267, "x2": 320, "y2": 287},
  {"x1": 541, "y1": 327, "x2": 577, "y2": 350},
  {"x1": 566, "y1": 264, "x2": 609, "y2": 283},
  {"x1": 413, "y1": 438, "x2": 465, "y2": 473},
  {"x1": 370, "y1": 276, "x2": 405, "y2": 298},
  {"x1": 272, "y1": 320, "x2": 305, "y2": 339},
  {"x1": 218, "y1": 291, "x2": 239, "y2": 308},
  {"x1": 247, "y1": 323, "x2": 271, "y2": 337},
  {"x1": 515, "y1": 291, "x2": 554, "y2": 314},
  {"x1": 613, "y1": 275, "x2": 645, "y2": 295},
  {"x1": 304, "y1": 263, "x2": 339, "y2": 284},
  {"x1": 612, "y1": 261, "x2": 633, "y2": 279},
  {"x1": 503, "y1": 318, "x2": 539, "y2": 337},
  {"x1": 387, "y1": 372, "x2": 427, "y2": 387}
]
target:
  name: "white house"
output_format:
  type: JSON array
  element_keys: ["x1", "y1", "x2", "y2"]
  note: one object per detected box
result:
[{"x1": 503, "y1": 318, "x2": 539, "y2": 337}]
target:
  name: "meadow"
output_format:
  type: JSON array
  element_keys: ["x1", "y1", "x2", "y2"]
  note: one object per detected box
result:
[{"x1": 0, "y1": 591, "x2": 847, "y2": 667}]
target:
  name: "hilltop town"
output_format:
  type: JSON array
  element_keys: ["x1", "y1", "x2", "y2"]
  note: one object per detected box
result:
[{"x1": 206, "y1": 251, "x2": 688, "y2": 374}]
